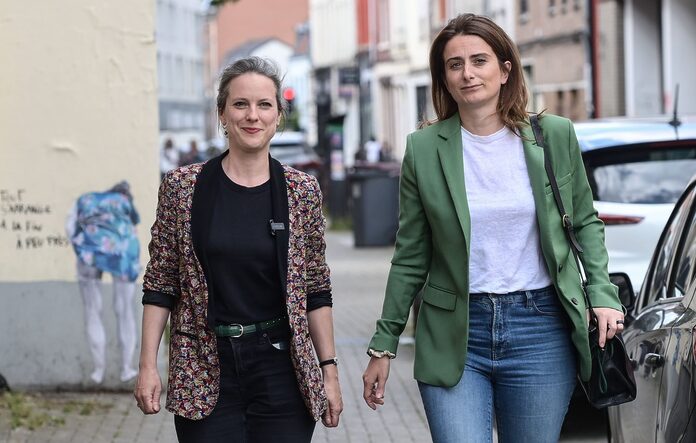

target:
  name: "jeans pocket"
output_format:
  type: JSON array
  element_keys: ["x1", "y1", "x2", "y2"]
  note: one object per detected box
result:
[
  {"x1": 260, "y1": 334, "x2": 290, "y2": 352},
  {"x1": 530, "y1": 292, "x2": 564, "y2": 317}
]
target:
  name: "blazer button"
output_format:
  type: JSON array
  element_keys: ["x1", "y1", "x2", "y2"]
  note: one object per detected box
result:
[{"x1": 571, "y1": 298, "x2": 579, "y2": 305}]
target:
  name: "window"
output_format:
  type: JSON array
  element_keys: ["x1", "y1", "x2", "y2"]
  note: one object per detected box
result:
[
  {"x1": 643, "y1": 186, "x2": 696, "y2": 306},
  {"x1": 520, "y1": 0, "x2": 529, "y2": 23},
  {"x1": 556, "y1": 90, "x2": 564, "y2": 117},
  {"x1": 520, "y1": 0, "x2": 529, "y2": 15},
  {"x1": 416, "y1": 85, "x2": 429, "y2": 126},
  {"x1": 585, "y1": 146, "x2": 696, "y2": 204},
  {"x1": 549, "y1": 0, "x2": 556, "y2": 16},
  {"x1": 672, "y1": 188, "x2": 696, "y2": 297},
  {"x1": 377, "y1": 0, "x2": 390, "y2": 49}
]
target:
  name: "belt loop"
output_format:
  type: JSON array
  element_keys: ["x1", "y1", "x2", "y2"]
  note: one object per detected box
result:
[
  {"x1": 254, "y1": 322, "x2": 264, "y2": 341},
  {"x1": 524, "y1": 290, "x2": 533, "y2": 308}
]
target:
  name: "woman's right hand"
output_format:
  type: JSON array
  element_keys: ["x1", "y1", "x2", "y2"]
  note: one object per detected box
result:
[
  {"x1": 362, "y1": 357, "x2": 391, "y2": 410},
  {"x1": 134, "y1": 367, "x2": 162, "y2": 414}
]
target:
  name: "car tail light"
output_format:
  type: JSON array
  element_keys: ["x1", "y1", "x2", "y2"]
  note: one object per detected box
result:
[{"x1": 598, "y1": 214, "x2": 645, "y2": 225}]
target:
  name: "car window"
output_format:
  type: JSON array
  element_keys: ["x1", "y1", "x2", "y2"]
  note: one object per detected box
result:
[
  {"x1": 673, "y1": 190, "x2": 696, "y2": 298},
  {"x1": 642, "y1": 185, "x2": 695, "y2": 307},
  {"x1": 269, "y1": 142, "x2": 307, "y2": 162},
  {"x1": 584, "y1": 145, "x2": 696, "y2": 203}
]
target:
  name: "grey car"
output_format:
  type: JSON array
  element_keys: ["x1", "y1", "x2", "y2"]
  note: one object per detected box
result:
[{"x1": 608, "y1": 174, "x2": 696, "y2": 442}]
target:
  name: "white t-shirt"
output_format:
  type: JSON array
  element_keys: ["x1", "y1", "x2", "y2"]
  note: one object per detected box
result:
[{"x1": 461, "y1": 125, "x2": 552, "y2": 293}]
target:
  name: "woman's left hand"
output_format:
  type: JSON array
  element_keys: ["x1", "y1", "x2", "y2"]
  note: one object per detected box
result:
[
  {"x1": 322, "y1": 369, "x2": 343, "y2": 428},
  {"x1": 591, "y1": 307, "x2": 625, "y2": 348}
]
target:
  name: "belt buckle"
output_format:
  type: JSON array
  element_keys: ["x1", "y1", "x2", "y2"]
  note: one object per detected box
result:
[{"x1": 229, "y1": 323, "x2": 244, "y2": 338}]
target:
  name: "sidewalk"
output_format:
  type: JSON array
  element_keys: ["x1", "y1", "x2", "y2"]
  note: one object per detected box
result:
[
  {"x1": 0, "y1": 231, "x2": 430, "y2": 443},
  {"x1": 0, "y1": 231, "x2": 606, "y2": 443}
]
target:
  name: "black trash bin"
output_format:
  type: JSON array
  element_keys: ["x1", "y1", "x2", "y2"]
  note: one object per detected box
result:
[{"x1": 348, "y1": 163, "x2": 400, "y2": 247}]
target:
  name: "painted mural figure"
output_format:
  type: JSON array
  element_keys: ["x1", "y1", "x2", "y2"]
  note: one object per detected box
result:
[{"x1": 66, "y1": 180, "x2": 140, "y2": 384}]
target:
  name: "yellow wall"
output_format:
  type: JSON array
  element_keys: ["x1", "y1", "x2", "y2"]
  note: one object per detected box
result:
[{"x1": 0, "y1": 1, "x2": 159, "y2": 281}]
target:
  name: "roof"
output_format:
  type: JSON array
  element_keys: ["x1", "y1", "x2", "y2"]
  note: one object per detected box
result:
[{"x1": 573, "y1": 119, "x2": 696, "y2": 151}]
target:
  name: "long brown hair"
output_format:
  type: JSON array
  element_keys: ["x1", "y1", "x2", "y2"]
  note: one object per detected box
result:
[{"x1": 428, "y1": 14, "x2": 528, "y2": 134}]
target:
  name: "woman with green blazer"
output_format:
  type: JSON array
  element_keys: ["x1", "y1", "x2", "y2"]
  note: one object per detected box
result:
[{"x1": 362, "y1": 14, "x2": 624, "y2": 443}]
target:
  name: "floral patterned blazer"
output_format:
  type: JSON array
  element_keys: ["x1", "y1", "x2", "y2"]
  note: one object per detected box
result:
[{"x1": 142, "y1": 151, "x2": 331, "y2": 421}]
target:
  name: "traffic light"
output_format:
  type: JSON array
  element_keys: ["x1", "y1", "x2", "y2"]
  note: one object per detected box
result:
[{"x1": 283, "y1": 87, "x2": 296, "y2": 114}]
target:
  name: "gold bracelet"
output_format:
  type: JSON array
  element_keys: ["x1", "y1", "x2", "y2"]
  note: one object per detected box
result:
[{"x1": 367, "y1": 348, "x2": 396, "y2": 359}]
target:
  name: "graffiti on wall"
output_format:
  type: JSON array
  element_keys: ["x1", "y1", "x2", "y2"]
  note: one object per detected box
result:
[{"x1": 0, "y1": 189, "x2": 70, "y2": 249}]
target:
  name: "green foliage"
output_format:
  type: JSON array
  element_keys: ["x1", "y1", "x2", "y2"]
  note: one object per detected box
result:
[
  {"x1": 0, "y1": 392, "x2": 113, "y2": 431},
  {"x1": 1, "y1": 392, "x2": 63, "y2": 430}
]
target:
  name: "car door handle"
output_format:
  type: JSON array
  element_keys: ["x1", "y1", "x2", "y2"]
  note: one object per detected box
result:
[{"x1": 645, "y1": 353, "x2": 665, "y2": 368}]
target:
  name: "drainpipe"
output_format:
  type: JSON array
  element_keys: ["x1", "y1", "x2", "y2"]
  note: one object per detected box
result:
[{"x1": 589, "y1": 0, "x2": 600, "y2": 118}]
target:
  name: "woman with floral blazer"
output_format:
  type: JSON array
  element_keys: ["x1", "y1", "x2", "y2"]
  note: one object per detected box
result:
[{"x1": 134, "y1": 57, "x2": 343, "y2": 443}]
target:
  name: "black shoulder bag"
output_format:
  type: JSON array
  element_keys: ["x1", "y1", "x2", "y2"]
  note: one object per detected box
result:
[{"x1": 529, "y1": 114, "x2": 637, "y2": 409}]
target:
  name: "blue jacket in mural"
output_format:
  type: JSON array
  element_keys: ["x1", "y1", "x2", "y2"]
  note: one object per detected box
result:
[{"x1": 68, "y1": 191, "x2": 140, "y2": 282}]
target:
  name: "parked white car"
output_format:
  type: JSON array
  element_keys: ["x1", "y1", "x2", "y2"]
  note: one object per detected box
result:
[
  {"x1": 574, "y1": 119, "x2": 696, "y2": 289},
  {"x1": 269, "y1": 131, "x2": 322, "y2": 179}
]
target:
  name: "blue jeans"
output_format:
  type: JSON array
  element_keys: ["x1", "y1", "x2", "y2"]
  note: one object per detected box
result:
[
  {"x1": 418, "y1": 286, "x2": 577, "y2": 443},
  {"x1": 174, "y1": 328, "x2": 315, "y2": 443}
]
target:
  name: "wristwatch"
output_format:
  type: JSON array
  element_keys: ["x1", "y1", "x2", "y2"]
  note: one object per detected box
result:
[
  {"x1": 319, "y1": 357, "x2": 339, "y2": 368},
  {"x1": 367, "y1": 348, "x2": 396, "y2": 359}
]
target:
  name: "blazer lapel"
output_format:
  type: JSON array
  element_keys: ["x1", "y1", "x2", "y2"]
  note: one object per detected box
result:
[
  {"x1": 269, "y1": 157, "x2": 289, "y2": 298},
  {"x1": 521, "y1": 121, "x2": 553, "y2": 262},
  {"x1": 191, "y1": 150, "x2": 225, "y2": 328},
  {"x1": 437, "y1": 114, "x2": 471, "y2": 244}
]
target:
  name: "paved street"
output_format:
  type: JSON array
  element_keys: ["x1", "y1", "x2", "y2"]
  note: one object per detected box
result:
[{"x1": 0, "y1": 231, "x2": 607, "y2": 442}]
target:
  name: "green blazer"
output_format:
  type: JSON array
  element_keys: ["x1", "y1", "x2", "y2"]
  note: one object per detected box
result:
[{"x1": 368, "y1": 113, "x2": 621, "y2": 385}]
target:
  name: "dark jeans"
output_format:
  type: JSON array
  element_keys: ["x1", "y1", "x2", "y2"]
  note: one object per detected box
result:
[{"x1": 174, "y1": 328, "x2": 315, "y2": 443}]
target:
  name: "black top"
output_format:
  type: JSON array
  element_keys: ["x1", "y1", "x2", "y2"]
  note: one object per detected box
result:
[
  {"x1": 207, "y1": 173, "x2": 284, "y2": 324},
  {"x1": 143, "y1": 157, "x2": 332, "y2": 320}
]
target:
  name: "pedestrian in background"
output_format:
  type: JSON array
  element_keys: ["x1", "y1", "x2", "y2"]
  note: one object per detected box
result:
[
  {"x1": 364, "y1": 136, "x2": 382, "y2": 163},
  {"x1": 362, "y1": 13, "x2": 624, "y2": 443},
  {"x1": 134, "y1": 56, "x2": 343, "y2": 443},
  {"x1": 66, "y1": 180, "x2": 140, "y2": 384},
  {"x1": 159, "y1": 138, "x2": 179, "y2": 179},
  {"x1": 179, "y1": 139, "x2": 205, "y2": 166}
]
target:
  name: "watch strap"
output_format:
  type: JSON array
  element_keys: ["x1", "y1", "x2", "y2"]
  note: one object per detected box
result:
[{"x1": 319, "y1": 357, "x2": 338, "y2": 368}]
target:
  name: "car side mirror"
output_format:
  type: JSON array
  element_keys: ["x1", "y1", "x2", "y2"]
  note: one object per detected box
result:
[{"x1": 610, "y1": 272, "x2": 636, "y2": 312}]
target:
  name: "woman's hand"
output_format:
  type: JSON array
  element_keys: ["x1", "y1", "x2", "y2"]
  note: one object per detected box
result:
[
  {"x1": 591, "y1": 307, "x2": 625, "y2": 348},
  {"x1": 362, "y1": 357, "x2": 391, "y2": 410},
  {"x1": 133, "y1": 367, "x2": 162, "y2": 415},
  {"x1": 322, "y1": 367, "x2": 343, "y2": 427}
]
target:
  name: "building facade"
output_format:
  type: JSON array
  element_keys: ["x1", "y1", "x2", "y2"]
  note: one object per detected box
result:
[
  {"x1": 623, "y1": 0, "x2": 696, "y2": 116},
  {"x1": 156, "y1": 0, "x2": 207, "y2": 149},
  {"x1": 516, "y1": 0, "x2": 590, "y2": 120}
]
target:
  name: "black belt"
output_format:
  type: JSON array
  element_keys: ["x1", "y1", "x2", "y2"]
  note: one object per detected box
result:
[{"x1": 214, "y1": 316, "x2": 287, "y2": 338}]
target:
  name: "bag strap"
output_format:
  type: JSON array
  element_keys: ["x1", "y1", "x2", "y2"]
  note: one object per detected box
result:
[{"x1": 529, "y1": 114, "x2": 595, "y2": 315}]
